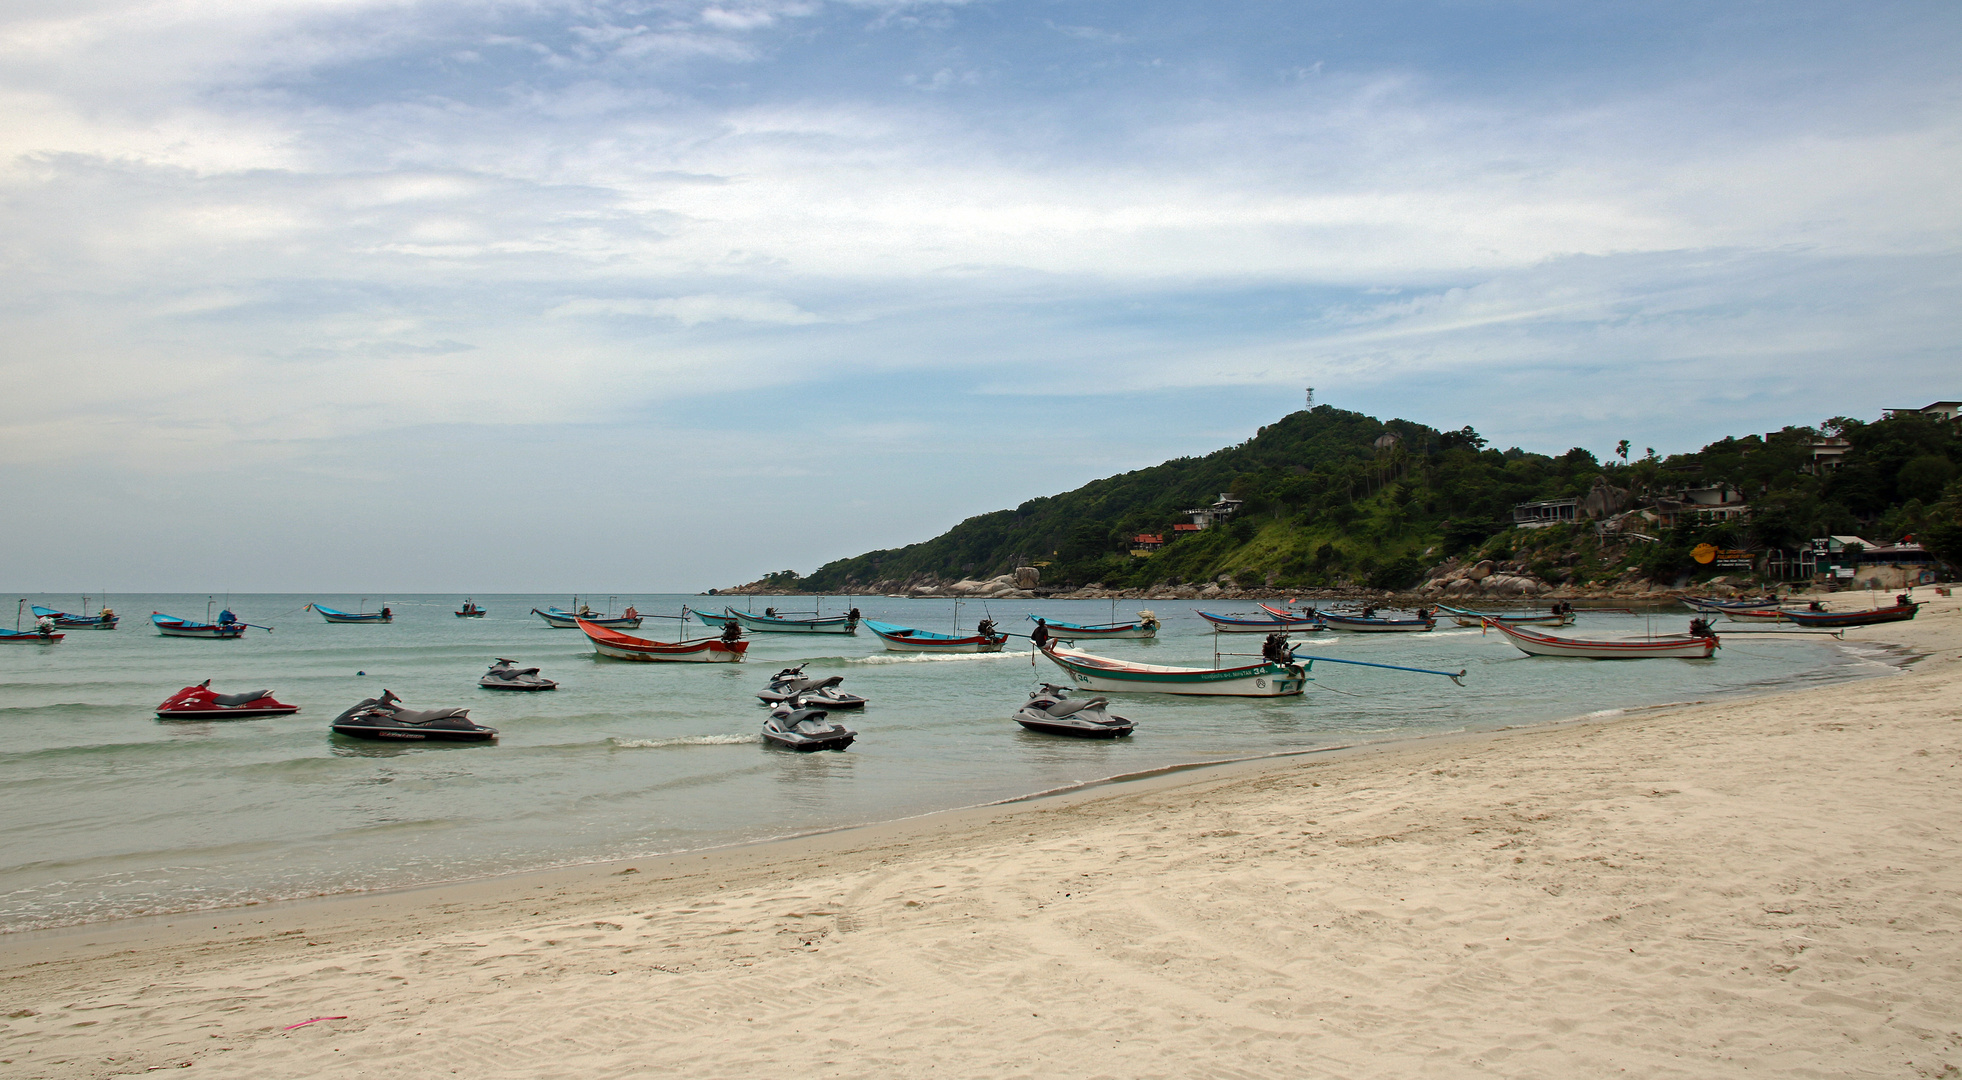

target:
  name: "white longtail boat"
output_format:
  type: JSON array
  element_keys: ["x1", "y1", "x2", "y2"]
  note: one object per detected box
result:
[
  {"x1": 1433, "y1": 603, "x2": 1574, "y2": 628},
  {"x1": 862, "y1": 619, "x2": 1007, "y2": 653},
  {"x1": 1041, "y1": 645, "x2": 1307, "y2": 697},
  {"x1": 1028, "y1": 610, "x2": 1161, "y2": 640},
  {"x1": 1485, "y1": 619, "x2": 1718, "y2": 659},
  {"x1": 577, "y1": 619, "x2": 747, "y2": 663}
]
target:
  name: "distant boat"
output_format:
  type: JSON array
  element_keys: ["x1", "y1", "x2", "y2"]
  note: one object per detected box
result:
[
  {"x1": 1319, "y1": 609, "x2": 1436, "y2": 633},
  {"x1": 533, "y1": 605, "x2": 641, "y2": 629},
  {"x1": 151, "y1": 612, "x2": 246, "y2": 639},
  {"x1": 1779, "y1": 601, "x2": 1919, "y2": 629},
  {"x1": 722, "y1": 606, "x2": 860, "y2": 634},
  {"x1": 1485, "y1": 619, "x2": 1717, "y2": 659},
  {"x1": 862, "y1": 619, "x2": 1008, "y2": 653},
  {"x1": 309, "y1": 603, "x2": 393, "y2": 624},
  {"x1": 1433, "y1": 603, "x2": 1573, "y2": 628},
  {"x1": 455, "y1": 599, "x2": 486, "y2": 618},
  {"x1": 1040, "y1": 644, "x2": 1306, "y2": 697},
  {"x1": 1196, "y1": 609, "x2": 1321, "y2": 633},
  {"x1": 1, "y1": 629, "x2": 63, "y2": 641},
  {"x1": 31, "y1": 601, "x2": 118, "y2": 630},
  {"x1": 577, "y1": 619, "x2": 746, "y2": 663},
  {"x1": 1029, "y1": 611, "x2": 1160, "y2": 640}
]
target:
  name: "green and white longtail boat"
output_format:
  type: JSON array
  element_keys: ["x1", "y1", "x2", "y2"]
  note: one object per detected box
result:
[{"x1": 1041, "y1": 645, "x2": 1307, "y2": 697}]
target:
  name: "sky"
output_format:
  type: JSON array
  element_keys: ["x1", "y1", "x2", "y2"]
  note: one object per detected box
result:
[{"x1": 2, "y1": 0, "x2": 1958, "y2": 592}]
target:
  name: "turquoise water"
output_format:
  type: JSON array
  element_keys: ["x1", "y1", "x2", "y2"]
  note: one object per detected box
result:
[{"x1": 0, "y1": 593, "x2": 1889, "y2": 933}]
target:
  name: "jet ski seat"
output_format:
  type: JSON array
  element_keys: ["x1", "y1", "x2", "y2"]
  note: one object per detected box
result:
[
  {"x1": 210, "y1": 690, "x2": 269, "y2": 706},
  {"x1": 393, "y1": 707, "x2": 474, "y2": 724},
  {"x1": 1043, "y1": 696, "x2": 1108, "y2": 718}
]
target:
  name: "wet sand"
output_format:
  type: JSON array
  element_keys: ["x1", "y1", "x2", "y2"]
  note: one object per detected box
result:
[{"x1": 4, "y1": 595, "x2": 1960, "y2": 1078}]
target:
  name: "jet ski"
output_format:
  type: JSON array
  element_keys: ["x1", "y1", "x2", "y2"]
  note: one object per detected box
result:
[
  {"x1": 156, "y1": 680, "x2": 300, "y2": 719},
  {"x1": 1013, "y1": 684, "x2": 1135, "y2": 738},
  {"x1": 756, "y1": 665, "x2": 867, "y2": 709},
  {"x1": 479, "y1": 658, "x2": 558, "y2": 691},
  {"x1": 331, "y1": 689, "x2": 497, "y2": 741},
  {"x1": 762, "y1": 696, "x2": 856, "y2": 751}
]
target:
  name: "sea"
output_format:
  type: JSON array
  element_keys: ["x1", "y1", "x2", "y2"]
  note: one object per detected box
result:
[{"x1": 0, "y1": 592, "x2": 1904, "y2": 934}]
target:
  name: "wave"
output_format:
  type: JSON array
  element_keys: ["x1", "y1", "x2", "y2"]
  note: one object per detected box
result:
[
  {"x1": 845, "y1": 650, "x2": 1033, "y2": 665},
  {"x1": 609, "y1": 734, "x2": 760, "y2": 749}
]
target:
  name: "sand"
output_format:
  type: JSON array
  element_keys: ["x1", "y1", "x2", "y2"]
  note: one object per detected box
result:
[{"x1": 5, "y1": 596, "x2": 1961, "y2": 1079}]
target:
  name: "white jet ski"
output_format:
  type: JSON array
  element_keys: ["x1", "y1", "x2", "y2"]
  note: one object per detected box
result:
[
  {"x1": 756, "y1": 665, "x2": 867, "y2": 709},
  {"x1": 1013, "y1": 684, "x2": 1134, "y2": 739},
  {"x1": 480, "y1": 658, "x2": 558, "y2": 691},
  {"x1": 762, "y1": 696, "x2": 857, "y2": 751}
]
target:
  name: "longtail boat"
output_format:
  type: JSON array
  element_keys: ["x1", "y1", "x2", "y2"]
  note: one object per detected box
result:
[
  {"x1": 151, "y1": 612, "x2": 245, "y2": 639},
  {"x1": 533, "y1": 605, "x2": 641, "y2": 629},
  {"x1": 725, "y1": 607, "x2": 859, "y2": 634},
  {"x1": 1433, "y1": 603, "x2": 1573, "y2": 628},
  {"x1": 1041, "y1": 644, "x2": 1306, "y2": 697},
  {"x1": 1197, "y1": 609, "x2": 1321, "y2": 633},
  {"x1": 863, "y1": 619, "x2": 1007, "y2": 653},
  {"x1": 309, "y1": 603, "x2": 393, "y2": 624},
  {"x1": 1779, "y1": 602, "x2": 1919, "y2": 629},
  {"x1": 1683, "y1": 596, "x2": 1785, "y2": 613},
  {"x1": 1720, "y1": 607, "x2": 1795, "y2": 623},
  {"x1": 455, "y1": 599, "x2": 486, "y2": 618},
  {"x1": 577, "y1": 619, "x2": 747, "y2": 663},
  {"x1": 1486, "y1": 619, "x2": 1717, "y2": 658},
  {"x1": 31, "y1": 603, "x2": 118, "y2": 630},
  {"x1": 1319, "y1": 609, "x2": 1436, "y2": 633},
  {"x1": 0, "y1": 627, "x2": 63, "y2": 642},
  {"x1": 1028, "y1": 611, "x2": 1160, "y2": 640}
]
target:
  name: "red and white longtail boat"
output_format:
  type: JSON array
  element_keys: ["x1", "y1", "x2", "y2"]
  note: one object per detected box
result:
[
  {"x1": 1485, "y1": 619, "x2": 1718, "y2": 659},
  {"x1": 577, "y1": 619, "x2": 747, "y2": 663}
]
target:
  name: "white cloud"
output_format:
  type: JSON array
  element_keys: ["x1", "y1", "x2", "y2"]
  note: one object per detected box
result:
[{"x1": 548, "y1": 294, "x2": 825, "y2": 325}]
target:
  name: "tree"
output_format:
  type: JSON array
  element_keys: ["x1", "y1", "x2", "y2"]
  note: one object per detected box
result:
[{"x1": 1616, "y1": 439, "x2": 1630, "y2": 464}]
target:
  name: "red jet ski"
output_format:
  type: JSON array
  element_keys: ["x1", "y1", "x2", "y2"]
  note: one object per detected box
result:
[{"x1": 156, "y1": 680, "x2": 301, "y2": 719}]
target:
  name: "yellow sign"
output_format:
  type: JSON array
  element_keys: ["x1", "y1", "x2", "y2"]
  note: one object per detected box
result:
[{"x1": 1691, "y1": 543, "x2": 1718, "y2": 564}]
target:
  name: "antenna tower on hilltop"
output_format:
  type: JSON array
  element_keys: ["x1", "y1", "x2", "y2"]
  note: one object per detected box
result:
[{"x1": 1305, "y1": 387, "x2": 1315, "y2": 409}]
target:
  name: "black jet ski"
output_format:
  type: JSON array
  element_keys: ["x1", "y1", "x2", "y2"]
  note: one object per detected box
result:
[
  {"x1": 331, "y1": 689, "x2": 497, "y2": 741},
  {"x1": 480, "y1": 658, "x2": 557, "y2": 691},
  {"x1": 1013, "y1": 684, "x2": 1134, "y2": 738},
  {"x1": 762, "y1": 696, "x2": 856, "y2": 751},
  {"x1": 756, "y1": 665, "x2": 867, "y2": 709}
]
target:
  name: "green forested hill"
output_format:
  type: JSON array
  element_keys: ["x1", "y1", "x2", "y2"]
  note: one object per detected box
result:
[{"x1": 770, "y1": 405, "x2": 1961, "y2": 593}]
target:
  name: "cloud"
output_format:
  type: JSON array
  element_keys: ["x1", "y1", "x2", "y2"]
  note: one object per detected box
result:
[{"x1": 548, "y1": 294, "x2": 825, "y2": 325}]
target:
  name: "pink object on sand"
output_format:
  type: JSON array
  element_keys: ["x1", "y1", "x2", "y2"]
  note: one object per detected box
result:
[{"x1": 282, "y1": 1016, "x2": 347, "y2": 1030}]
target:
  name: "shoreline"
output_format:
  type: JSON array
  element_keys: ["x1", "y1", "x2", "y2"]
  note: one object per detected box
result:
[
  {"x1": 1, "y1": 622, "x2": 1893, "y2": 942},
  {"x1": 5, "y1": 598, "x2": 1958, "y2": 1077}
]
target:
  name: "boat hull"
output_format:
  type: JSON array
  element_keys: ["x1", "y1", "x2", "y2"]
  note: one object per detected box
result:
[
  {"x1": 0, "y1": 629, "x2": 64, "y2": 642},
  {"x1": 1197, "y1": 610, "x2": 1321, "y2": 633},
  {"x1": 1042, "y1": 646, "x2": 1306, "y2": 697},
  {"x1": 728, "y1": 609, "x2": 858, "y2": 634},
  {"x1": 535, "y1": 608, "x2": 641, "y2": 629},
  {"x1": 158, "y1": 704, "x2": 298, "y2": 719},
  {"x1": 1013, "y1": 717, "x2": 1135, "y2": 737},
  {"x1": 862, "y1": 619, "x2": 1007, "y2": 653},
  {"x1": 310, "y1": 605, "x2": 391, "y2": 624},
  {"x1": 151, "y1": 614, "x2": 244, "y2": 638},
  {"x1": 579, "y1": 619, "x2": 747, "y2": 663},
  {"x1": 1033, "y1": 617, "x2": 1159, "y2": 640},
  {"x1": 32, "y1": 607, "x2": 117, "y2": 629},
  {"x1": 1489, "y1": 621, "x2": 1717, "y2": 658},
  {"x1": 1436, "y1": 605, "x2": 1573, "y2": 628},
  {"x1": 1780, "y1": 603, "x2": 1919, "y2": 629},
  {"x1": 1319, "y1": 612, "x2": 1435, "y2": 633},
  {"x1": 331, "y1": 721, "x2": 497, "y2": 741}
]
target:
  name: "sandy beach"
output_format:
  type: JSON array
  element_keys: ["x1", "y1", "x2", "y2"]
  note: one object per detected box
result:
[{"x1": 4, "y1": 597, "x2": 1959, "y2": 1079}]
